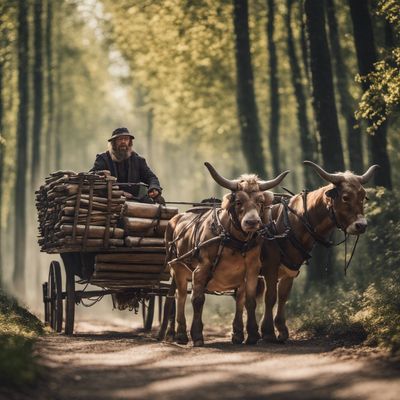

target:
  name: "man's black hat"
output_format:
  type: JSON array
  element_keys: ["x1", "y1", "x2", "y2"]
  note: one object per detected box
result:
[{"x1": 108, "y1": 127, "x2": 135, "y2": 142}]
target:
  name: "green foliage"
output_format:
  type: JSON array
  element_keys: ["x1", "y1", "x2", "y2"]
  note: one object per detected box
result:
[
  {"x1": 356, "y1": 271, "x2": 400, "y2": 355},
  {"x1": 290, "y1": 188, "x2": 400, "y2": 355},
  {"x1": 355, "y1": 0, "x2": 400, "y2": 133},
  {"x1": 0, "y1": 290, "x2": 44, "y2": 387},
  {"x1": 289, "y1": 285, "x2": 366, "y2": 339},
  {"x1": 355, "y1": 49, "x2": 400, "y2": 133}
]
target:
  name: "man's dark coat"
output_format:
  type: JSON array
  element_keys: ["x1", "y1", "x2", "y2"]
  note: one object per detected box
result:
[{"x1": 90, "y1": 151, "x2": 161, "y2": 194}]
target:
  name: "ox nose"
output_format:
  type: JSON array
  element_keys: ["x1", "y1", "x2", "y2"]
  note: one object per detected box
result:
[
  {"x1": 355, "y1": 221, "x2": 367, "y2": 233},
  {"x1": 244, "y1": 219, "x2": 261, "y2": 228}
]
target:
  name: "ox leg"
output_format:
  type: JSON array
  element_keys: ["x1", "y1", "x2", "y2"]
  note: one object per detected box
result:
[
  {"x1": 190, "y1": 266, "x2": 208, "y2": 347},
  {"x1": 261, "y1": 266, "x2": 278, "y2": 343},
  {"x1": 175, "y1": 267, "x2": 189, "y2": 345},
  {"x1": 158, "y1": 278, "x2": 176, "y2": 341},
  {"x1": 245, "y1": 270, "x2": 261, "y2": 345},
  {"x1": 165, "y1": 299, "x2": 176, "y2": 341},
  {"x1": 274, "y1": 276, "x2": 293, "y2": 343},
  {"x1": 232, "y1": 283, "x2": 246, "y2": 344}
]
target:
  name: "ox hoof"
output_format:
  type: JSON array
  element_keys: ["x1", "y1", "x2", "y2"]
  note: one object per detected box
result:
[
  {"x1": 176, "y1": 332, "x2": 189, "y2": 345},
  {"x1": 165, "y1": 331, "x2": 175, "y2": 342},
  {"x1": 262, "y1": 334, "x2": 277, "y2": 343},
  {"x1": 232, "y1": 332, "x2": 245, "y2": 345},
  {"x1": 277, "y1": 332, "x2": 289, "y2": 343},
  {"x1": 245, "y1": 333, "x2": 260, "y2": 345},
  {"x1": 193, "y1": 339, "x2": 204, "y2": 347}
]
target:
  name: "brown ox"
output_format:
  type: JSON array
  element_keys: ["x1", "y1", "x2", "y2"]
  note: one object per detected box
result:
[
  {"x1": 159, "y1": 162, "x2": 289, "y2": 346},
  {"x1": 259, "y1": 160, "x2": 379, "y2": 343}
]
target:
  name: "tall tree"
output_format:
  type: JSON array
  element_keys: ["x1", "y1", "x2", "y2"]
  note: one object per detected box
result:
[
  {"x1": 31, "y1": 0, "x2": 44, "y2": 189},
  {"x1": 233, "y1": 0, "x2": 267, "y2": 177},
  {"x1": 0, "y1": 40, "x2": 4, "y2": 285},
  {"x1": 54, "y1": 2, "x2": 63, "y2": 171},
  {"x1": 304, "y1": 0, "x2": 344, "y2": 172},
  {"x1": 266, "y1": 0, "x2": 280, "y2": 176},
  {"x1": 44, "y1": 0, "x2": 54, "y2": 175},
  {"x1": 286, "y1": 0, "x2": 315, "y2": 187},
  {"x1": 326, "y1": 0, "x2": 364, "y2": 173},
  {"x1": 13, "y1": 0, "x2": 29, "y2": 292},
  {"x1": 349, "y1": 0, "x2": 392, "y2": 188}
]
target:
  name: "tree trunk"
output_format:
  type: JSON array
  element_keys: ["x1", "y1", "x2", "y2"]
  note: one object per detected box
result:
[
  {"x1": 45, "y1": 0, "x2": 54, "y2": 175},
  {"x1": 31, "y1": 0, "x2": 44, "y2": 190},
  {"x1": 304, "y1": 0, "x2": 344, "y2": 172},
  {"x1": 348, "y1": 0, "x2": 392, "y2": 188},
  {"x1": 233, "y1": 0, "x2": 267, "y2": 177},
  {"x1": 54, "y1": 5, "x2": 62, "y2": 171},
  {"x1": 299, "y1": 0, "x2": 310, "y2": 84},
  {"x1": 0, "y1": 51, "x2": 4, "y2": 285},
  {"x1": 146, "y1": 108, "x2": 153, "y2": 163},
  {"x1": 266, "y1": 0, "x2": 280, "y2": 176},
  {"x1": 286, "y1": 0, "x2": 315, "y2": 188},
  {"x1": 326, "y1": 0, "x2": 364, "y2": 173},
  {"x1": 13, "y1": 0, "x2": 29, "y2": 292}
]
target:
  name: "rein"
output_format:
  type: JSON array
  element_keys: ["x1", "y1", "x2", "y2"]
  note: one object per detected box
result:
[{"x1": 277, "y1": 190, "x2": 359, "y2": 273}]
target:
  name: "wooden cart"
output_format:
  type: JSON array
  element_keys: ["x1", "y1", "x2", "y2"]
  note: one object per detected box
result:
[{"x1": 42, "y1": 245, "x2": 170, "y2": 335}]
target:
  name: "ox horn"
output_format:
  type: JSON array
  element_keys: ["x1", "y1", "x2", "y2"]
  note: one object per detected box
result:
[
  {"x1": 204, "y1": 162, "x2": 239, "y2": 191},
  {"x1": 355, "y1": 164, "x2": 380, "y2": 184},
  {"x1": 303, "y1": 160, "x2": 344, "y2": 185},
  {"x1": 258, "y1": 170, "x2": 290, "y2": 191}
]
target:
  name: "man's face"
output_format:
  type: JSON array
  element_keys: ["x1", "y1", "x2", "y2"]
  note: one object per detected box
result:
[
  {"x1": 115, "y1": 136, "x2": 130, "y2": 150},
  {"x1": 111, "y1": 135, "x2": 132, "y2": 161}
]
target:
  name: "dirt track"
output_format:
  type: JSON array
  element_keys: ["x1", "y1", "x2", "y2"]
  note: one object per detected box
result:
[{"x1": 5, "y1": 319, "x2": 400, "y2": 400}]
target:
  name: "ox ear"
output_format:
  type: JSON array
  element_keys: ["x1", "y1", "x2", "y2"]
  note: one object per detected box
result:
[
  {"x1": 325, "y1": 187, "x2": 339, "y2": 200},
  {"x1": 221, "y1": 193, "x2": 233, "y2": 210},
  {"x1": 262, "y1": 190, "x2": 274, "y2": 206}
]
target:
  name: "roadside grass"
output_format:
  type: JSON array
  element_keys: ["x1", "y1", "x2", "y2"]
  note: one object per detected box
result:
[
  {"x1": 288, "y1": 188, "x2": 400, "y2": 356},
  {"x1": 0, "y1": 290, "x2": 44, "y2": 387}
]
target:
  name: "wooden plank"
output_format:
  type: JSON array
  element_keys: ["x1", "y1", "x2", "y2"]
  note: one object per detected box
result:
[
  {"x1": 92, "y1": 272, "x2": 170, "y2": 280},
  {"x1": 96, "y1": 253, "x2": 166, "y2": 264},
  {"x1": 95, "y1": 263, "x2": 164, "y2": 273}
]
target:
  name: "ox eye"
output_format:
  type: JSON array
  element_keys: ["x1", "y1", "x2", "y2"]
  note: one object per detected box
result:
[
  {"x1": 342, "y1": 194, "x2": 350, "y2": 202},
  {"x1": 235, "y1": 200, "x2": 242, "y2": 207}
]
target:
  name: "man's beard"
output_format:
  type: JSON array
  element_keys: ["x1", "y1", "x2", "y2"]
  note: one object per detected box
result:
[{"x1": 111, "y1": 143, "x2": 132, "y2": 161}]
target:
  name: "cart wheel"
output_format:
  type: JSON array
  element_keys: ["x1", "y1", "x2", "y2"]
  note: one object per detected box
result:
[
  {"x1": 43, "y1": 282, "x2": 50, "y2": 324},
  {"x1": 142, "y1": 295, "x2": 155, "y2": 331},
  {"x1": 64, "y1": 269, "x2": 75, "y2": 335},
  {"x1": 48, "y1": 261, "x2": 63, "y2": 332}
]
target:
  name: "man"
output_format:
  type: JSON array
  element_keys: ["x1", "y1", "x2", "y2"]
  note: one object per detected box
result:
[{"x1": 90, "y1": 127, "x2": 163, "y2": 203}]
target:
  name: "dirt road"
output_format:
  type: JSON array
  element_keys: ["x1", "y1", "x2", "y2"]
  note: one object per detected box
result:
[{"x1": 7, "y1": 319, "x2": 400, "y2": 400}]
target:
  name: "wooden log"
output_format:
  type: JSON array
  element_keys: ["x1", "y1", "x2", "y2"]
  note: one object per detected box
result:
[
  {"x1": 63, "y1": 207, "x2": 104, "y2": 216},
  {"x1": 92, "y1": 272, "x2": 170, "y2": 280},
  {"x1": 122, "y1": 217, "x2": 168, "y2": 236},
  {"x1": 64, "y1": 199, "x2": 122, "y2": 211},
  {"x1": 60, "y1": 224, "x2": 124, "y2": 239},
  {"x1": 122, "y1": 202, "x2": 178, "y2": 219},
  {"x1": 95, "y1": 263, "x2": 164, "y2": 273},
  {"x1": 60, "y1": 237, "x2": 124, "y2": 247},
  {"x1": 96, "y1": 253, "x2": 166, "y2": 264},
  {"x1": 124, "y1": 236, "x2": 165, "y2": 247}
]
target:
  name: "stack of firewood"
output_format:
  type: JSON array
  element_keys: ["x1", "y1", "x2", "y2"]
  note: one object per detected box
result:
[
  {"x1": 91, "y1": 252, "x2": 170, "y2": 288},
  {"x1": 121, "y1": 202, "x2": 178, "y2": 247},
  {"x1": 36, "y1": 171, "x2": 125, "y2": 251}
]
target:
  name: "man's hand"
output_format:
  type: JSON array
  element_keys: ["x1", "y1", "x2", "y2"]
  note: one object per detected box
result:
[
  {"x1": 123, "y1": 191, "x2": 134, "y2": 200},
  {"x1": 148, "y1": 189, "x2": 161, "y2": 199}
]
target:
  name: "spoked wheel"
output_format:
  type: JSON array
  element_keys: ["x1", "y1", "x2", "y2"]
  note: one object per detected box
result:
[
  {"x1": 64, "y1": 269, "x2": 76, "y2": 335},
  {"x1": 142, "y1": 295, "x2": 155, "y2": 331},
  {"x1": 47, "y1": 261, "x2": 63, "y2": 332}
]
